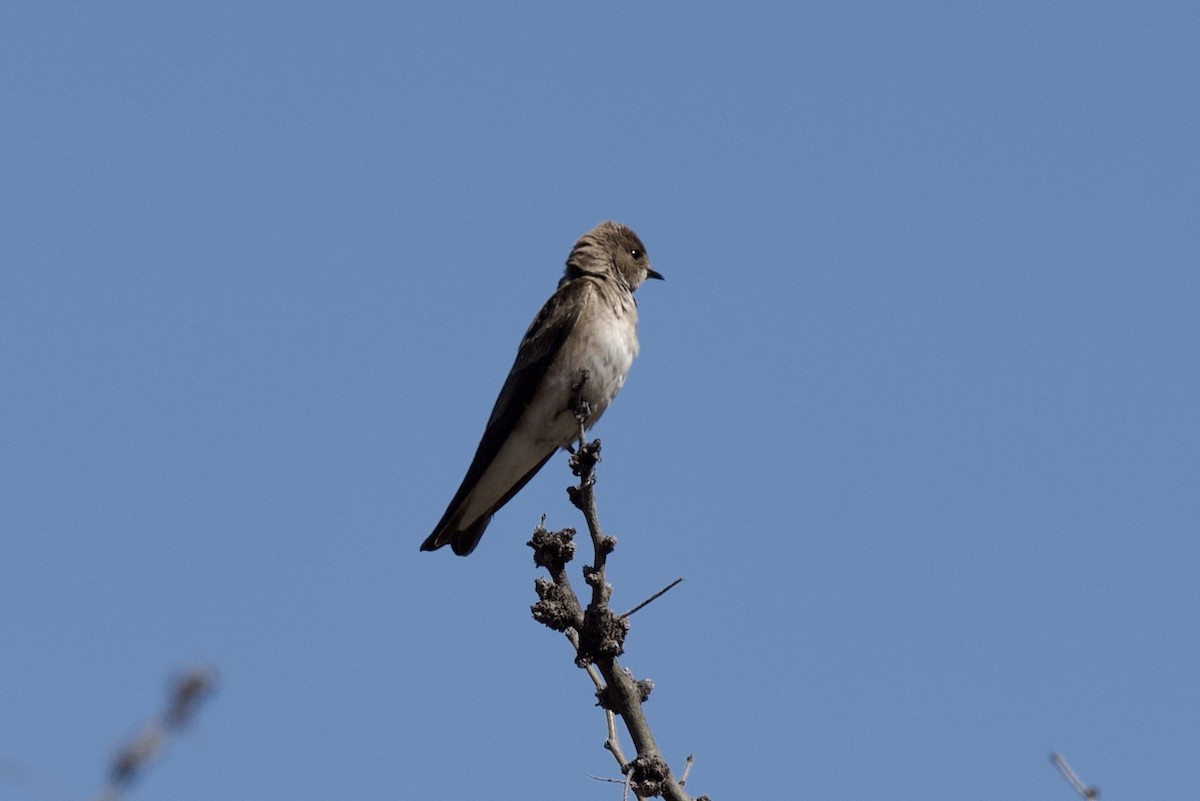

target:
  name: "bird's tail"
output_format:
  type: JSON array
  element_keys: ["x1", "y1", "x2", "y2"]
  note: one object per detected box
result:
[{"x1": 420, "y1": 517, "x2": 490, "y2": 556}]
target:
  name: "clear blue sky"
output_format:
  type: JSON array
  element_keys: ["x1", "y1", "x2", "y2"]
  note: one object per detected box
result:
[{"x1": 3, "y1": 3, "x2": 1198, "y2": 799}]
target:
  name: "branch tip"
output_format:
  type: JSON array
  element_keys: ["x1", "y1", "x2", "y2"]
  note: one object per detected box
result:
[{"x1": 621, "y1": 577, "x2": 684, "y2": 618}]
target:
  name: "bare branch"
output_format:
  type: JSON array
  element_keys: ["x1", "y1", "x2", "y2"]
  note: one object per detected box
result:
[
  {"x1": 96, "y1": 666, "x2": 217, "y2": 801},
  {"x1": 529, "y1": 440, "x2": 707, "y2": 801}
]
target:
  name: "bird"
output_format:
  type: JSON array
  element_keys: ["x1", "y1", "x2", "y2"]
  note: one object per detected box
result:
[{"x1": 421, "y1": 221, "x2": 662, "y2": 556}]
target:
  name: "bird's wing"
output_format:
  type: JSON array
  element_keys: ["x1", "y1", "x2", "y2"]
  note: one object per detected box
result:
[
  {"x1": 421, "y1": 280, "x2": 587, "y2": 553},
  {"x1": 481, "y1": 280, "x2": 584, "y2": 446}
]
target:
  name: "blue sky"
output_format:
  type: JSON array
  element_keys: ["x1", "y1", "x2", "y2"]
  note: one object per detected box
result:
[{"x1": 3, "y1": 3, "x2": 1198, "y2": 799}]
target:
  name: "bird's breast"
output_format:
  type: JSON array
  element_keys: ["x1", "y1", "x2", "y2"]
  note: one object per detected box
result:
[{"x1": 535, "y1": 297, "x2": 639, "y2": 447}]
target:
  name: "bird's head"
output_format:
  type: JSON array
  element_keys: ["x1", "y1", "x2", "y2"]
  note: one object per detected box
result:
[{"x1": 564, "y1": 221, "x2": 664, "y2": 290}]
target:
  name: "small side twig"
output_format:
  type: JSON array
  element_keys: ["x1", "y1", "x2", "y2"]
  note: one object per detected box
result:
[
  {"x1": 679, "y1": 754, "x2": 695, "y2": 788},
  {"x1": 604, "y1": 709, "x2": 630, "y2": 769},
  {"x1": 587, "y1": 772, "x2": 634, "y2": 801},
  {"x1": 621, "y1": 578, "x2": 684, "y2": 619},
  {"x1": 1050, "y1": 752, "x2": 1100, "y2": 800}
]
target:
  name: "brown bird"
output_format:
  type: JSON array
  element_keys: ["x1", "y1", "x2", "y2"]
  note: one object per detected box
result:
[{"x1": 421, "y1": 222, "x2": 662, "y2": 555}]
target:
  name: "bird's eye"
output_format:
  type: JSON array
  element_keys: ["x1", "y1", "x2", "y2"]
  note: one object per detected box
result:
[{"x1": 629, "y1": 248, "x2": 644, "y2": 261}]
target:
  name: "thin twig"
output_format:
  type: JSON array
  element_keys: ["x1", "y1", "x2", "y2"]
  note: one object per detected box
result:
[
  {"x1": 587, "y1": 774, "x2": 627, "y2": 784},
  {"x1": 605, "y1": 710, "x2": 629, "y2": 768},
  {"x1": 679, "y1": 754, "x2": 694, "y2": 787},
  {"x1": 1050, "y1": 752, "x2": 1100, "y2": 799},
  {"x1": 621, "y1": 578, "x2": 684, "y2": 619},
  {"x1": 603, "y1": 711, "x2": 648, "y2": 801}
]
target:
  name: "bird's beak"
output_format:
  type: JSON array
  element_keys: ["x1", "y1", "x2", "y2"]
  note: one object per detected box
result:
[{"x1": 646, "y1": 267, "x2": 665, "y2": 281}]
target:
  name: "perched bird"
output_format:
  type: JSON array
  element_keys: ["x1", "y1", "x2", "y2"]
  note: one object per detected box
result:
[{"x1": 421, "y1": 221, "x2": 662, "y2": 556}]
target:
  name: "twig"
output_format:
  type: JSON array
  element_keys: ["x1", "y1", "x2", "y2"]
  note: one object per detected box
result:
[
  {"x1": 587, "y1": 774, "x2": 627, "y2": 784},
  {"x1": 605, "y1": 709, "x2": 630, "y2": 769},
  {"x1": 679, "y1": 755, "x2": 694, "y2": 788},
  {"x1": 588, "y1": 772, "x2": 634, "y2": 801},
  {"x1": 1050, "y1": 752, "x2": 1100, "y2": 799},
  {"x1": 621, "y1": 578, "x2": 684, "y2": 619}
]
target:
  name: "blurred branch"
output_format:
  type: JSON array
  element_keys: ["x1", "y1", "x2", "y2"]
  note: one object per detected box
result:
[
  {"x1": 96, "y1": 666, "x2": 217, "y2": 801},
  {"x1": 1050, "y1": 752, "x2": 1100, "y2": 800},
  {"x1": 529, "y1": 431, "x2": 708, "y2": 801}
]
